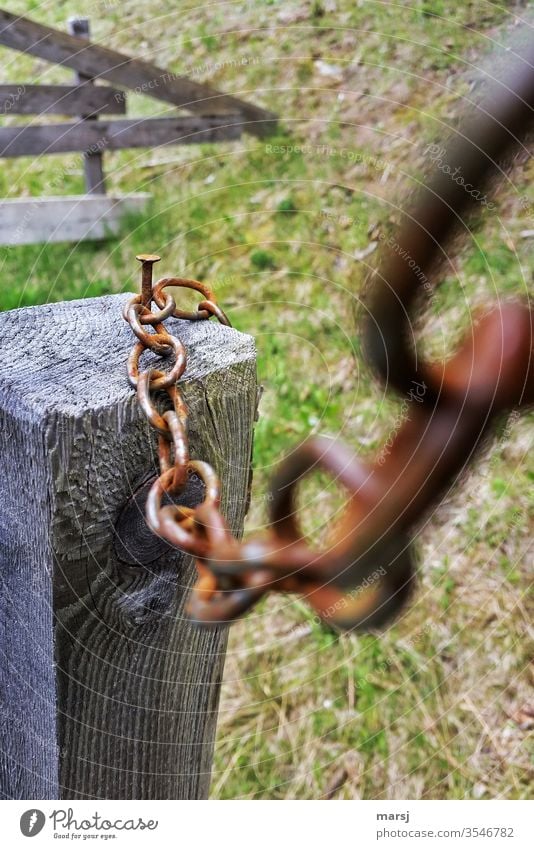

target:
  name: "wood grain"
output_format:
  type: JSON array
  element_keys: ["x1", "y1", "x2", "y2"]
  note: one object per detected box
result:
[{"x1": 0, "y1": 293, "x2": 257, "y2": 799}]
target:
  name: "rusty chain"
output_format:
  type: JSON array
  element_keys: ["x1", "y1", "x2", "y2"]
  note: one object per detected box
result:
[{"x1": 124, "y1": 41, "x2": 534, "y2": 631}]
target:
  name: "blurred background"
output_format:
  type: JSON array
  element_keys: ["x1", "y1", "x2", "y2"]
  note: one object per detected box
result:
[{"x1": 1, "y1": 0, "x2": 532, "y2": 799}]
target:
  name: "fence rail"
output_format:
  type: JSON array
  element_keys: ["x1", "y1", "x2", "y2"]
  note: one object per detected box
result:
[
  {"x1": 0, "y1": 115, "x2": 242, "y2": 157},
  {"x1": 0, "y1": 83, "x2": 126, "y2": 116}
]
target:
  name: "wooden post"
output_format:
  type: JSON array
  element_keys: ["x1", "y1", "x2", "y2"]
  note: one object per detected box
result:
[
  {"x1": 0, "y1": 293, "x2": 257, "y2": 799},
  {"x1": 67, "y1": 18, "x2": 106, "y2": 194}
]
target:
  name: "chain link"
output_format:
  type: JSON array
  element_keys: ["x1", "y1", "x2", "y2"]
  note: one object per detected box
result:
[
  {"x1": 123, "y1": 264, "x2": 400, "y2": 631},
  {"x1": 124, "y1": 261, "x2": 533, "y2": 631},
  {"x1": 123, "y1": 252, "x2": 533, "y2": 632},
  {"x1": 124, "y1": 45, "x2": 534, "y2": 630}
]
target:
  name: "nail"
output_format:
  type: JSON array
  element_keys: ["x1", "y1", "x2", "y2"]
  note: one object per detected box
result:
[{"x1": 136, "y1": 253, "x2": 161, "y2": 307}]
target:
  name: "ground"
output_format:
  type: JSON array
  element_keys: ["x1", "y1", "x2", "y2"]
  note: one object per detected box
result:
[{"x1": 1, "y1": 0, "x2": 532, "y2": 799}]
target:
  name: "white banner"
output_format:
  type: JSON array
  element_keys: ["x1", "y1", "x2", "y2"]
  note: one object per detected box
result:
[{"x1": 1, "y1": 800, "x2": 532, "y2": 848}]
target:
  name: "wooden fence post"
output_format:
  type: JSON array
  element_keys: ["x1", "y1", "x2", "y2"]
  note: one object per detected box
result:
[
  {"x1": 67, "y1": 17, "x2": 107, "y2": 195},
  {"x1": 0, "y1": 293, "x2": 257, "y2": 799}
]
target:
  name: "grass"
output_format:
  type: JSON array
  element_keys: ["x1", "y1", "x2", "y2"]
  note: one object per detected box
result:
[{"x1": 1, "y1": 0, "x2": 532, "y2": 799}]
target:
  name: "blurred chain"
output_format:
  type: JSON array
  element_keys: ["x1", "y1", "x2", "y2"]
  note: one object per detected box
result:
[{"x1": 124, "y1": 41, "x2": 534, "y2": 631}]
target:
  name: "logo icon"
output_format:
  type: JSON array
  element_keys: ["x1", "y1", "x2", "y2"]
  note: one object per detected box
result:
[{"x1": 20, "y1": 810, "x2": 45, "y2": 837}]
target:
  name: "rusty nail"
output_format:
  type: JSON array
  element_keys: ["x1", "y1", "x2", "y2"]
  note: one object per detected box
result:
[{"x1": 136, "y1": 253, "x2": 161, "y2": 307}]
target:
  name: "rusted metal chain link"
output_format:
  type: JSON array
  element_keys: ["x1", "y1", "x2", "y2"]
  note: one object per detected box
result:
[{"x1": 124, "y1": 42, "x2": 534, "y2": 631}]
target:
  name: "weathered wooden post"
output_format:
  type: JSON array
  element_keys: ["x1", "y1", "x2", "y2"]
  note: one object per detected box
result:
[
  {"x1": 67, "y1": 17, "x2": 107, "y2": 195},
  {"x1": 0, "y1": 292, "x2": 256, "y2": 799}
]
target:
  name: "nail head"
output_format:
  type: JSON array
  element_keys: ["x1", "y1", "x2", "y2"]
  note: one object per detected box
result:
[{"x1": 136, "y1": 254, "x2": 161, "y2": 264}]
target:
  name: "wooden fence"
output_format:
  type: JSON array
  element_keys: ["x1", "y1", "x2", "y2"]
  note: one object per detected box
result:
[{"x1": 0, "y1": 10, "x2": 276, "y2": 245}]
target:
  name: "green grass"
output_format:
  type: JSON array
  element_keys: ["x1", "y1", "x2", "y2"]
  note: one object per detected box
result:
[{"x1": 1, "y1": 0, "x2": 532, "y2": 800}]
